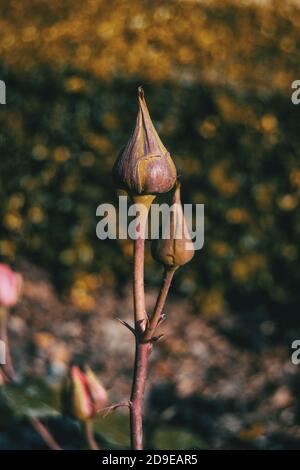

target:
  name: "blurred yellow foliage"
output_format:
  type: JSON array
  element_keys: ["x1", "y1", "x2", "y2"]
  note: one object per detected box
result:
[
  {"x1": 261, "y1": 114, "x2": 278, "y2": 134},
  {"x1": 211, "y1": 242, "x2": 231, "y2": 258},
  {"x1": 277, "y1": 194, "x2": 298, "y2": 211},
  {"x1": 28, "y1": 206, "x2": 44, "y2": 224},
  {"x1": 4, "y1": 213, "x2": 23, "y2": 231},
  {"x1": 54, "y1": 147, "x2": 71, "y2": 163},
  {"x1": 231, "y1": 254, "x2": 266, "y2": 282},
  {"x1": 209, "y1": 161, "x2": 240, "y2": 197},
  {"x1": 0, "y1": 0, "x2": 298, "y2": 94},
  {"x1": 200, "y1": 289, "x2": 224, "y2": 317},
  {"x1": 226, "y1": 208, "x2": 251, "y2": 224}
]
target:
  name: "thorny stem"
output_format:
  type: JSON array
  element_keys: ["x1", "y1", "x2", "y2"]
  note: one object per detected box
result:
[
  {"x1": 130, "y1": 340, "x2": 152, "y2": 450},
  {"x1": 130, "y1": 208, "x2": 149, "y2": 449},
  {"x1": 29, "y1": 416, "x2": 62, "y2": 450},
  {"x1": 130, "y1": 199, "x2": 152, "y2": 450},
  {"x1": 84, "y1": 420, "x2": 99, "y2": 450},
  {"x1": 130, "y1": 235, "x2": 176, "y2": 449}
]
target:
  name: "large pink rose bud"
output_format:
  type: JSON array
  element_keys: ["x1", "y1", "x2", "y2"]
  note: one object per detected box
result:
[{"x1": 0, "y1": 264, "x2": 23, "y2": 308}]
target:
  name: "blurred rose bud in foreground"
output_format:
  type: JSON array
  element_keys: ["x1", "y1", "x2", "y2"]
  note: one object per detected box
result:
[
  {"x1": 62, "y1": 365, "x2": 107, "y2": 422},
  {"x1": 0, "y1": 264, "x2": 23, "y2": 308},
  {"x1": 151, "y1": 181, "x2": 195, "y2": 269},
  {"x1": 0, "y1": 264, "x2": 22, "y2": 382},
  {"x1": 113, "y1": 87, "x2": 177, "y2": 199}
]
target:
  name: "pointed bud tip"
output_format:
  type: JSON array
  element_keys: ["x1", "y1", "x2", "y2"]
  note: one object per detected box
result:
[
  {"x1": 138, "y1": 86, "x2": 144, "y2": 100},
  {"x1": 113, "y1": 87, "x2": 177, "y2": 195}
]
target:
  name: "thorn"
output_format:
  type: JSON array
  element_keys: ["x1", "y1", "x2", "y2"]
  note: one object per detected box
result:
[
  {"x1": 158, "y1": 313, "x2": 167, "y2": 325},
  {"x1": 116, "y1": 318, "x2": 136, "y2": 336},
  {"x1": 100, "y1": 402, "x2": 130, "y2": 417},
  {"x1": 151, "y1": 334, "x2": 164, "y2": 343},
  {"x1": 143, "y1": 333, "x2": 164, "y2": 343}
]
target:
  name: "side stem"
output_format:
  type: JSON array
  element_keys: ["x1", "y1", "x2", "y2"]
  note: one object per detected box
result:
[
  {"x1": 29, "y1": 416, "x2": 62, "y2": 450},
  {"x1": 84, "y1": 420, "x2": 99, "y2": 450},
  {"x1": 144, "y1": 267, "x2": 176, "y2": 342}
]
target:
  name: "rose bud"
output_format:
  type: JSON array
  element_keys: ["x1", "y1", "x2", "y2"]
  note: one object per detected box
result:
[
  {"x1": 151, "y1": 181, "x2": 195, "y2": 269},
  {"x1": 0, "y1": 309, "x2": 15, "y2": 382},
  {"x1": 113, "y1": 87, "x2": 177, "y2": 202},
  {"x1": 0, "y1": 264, "x2": 21, "y2": 382},
  {"x1": 85, "y1": 366, "x2": 108, "y2": 411},
  {"x1": 62, "y1": 365, "x2": 107, "y2": 422},
  {"x1": 0, "y1": 264, "x2": 23, "y2": 308}
]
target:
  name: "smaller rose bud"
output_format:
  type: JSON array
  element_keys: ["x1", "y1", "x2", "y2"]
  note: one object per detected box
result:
[
  {"x1": 0, "y1": 308, "x2": 15, "y2": 382},
  {"x1": 0, "y1": 264, "x2": 23, "y2": 308},
  {"x1": 113, "y1": 87, "x2": 177, "y2": 200},
  {"x1": 62, "y1": 365, "x2": 107, "y2": 422},
  {"x1": 62, "y1": 366, "x2": 93, "y2": 421},
  {"x1": 151, "y1": 181, "x2": 195, "y2": 269},
  {"x1": 0, "y1": 265, "x2": 20, "y2": 383}
]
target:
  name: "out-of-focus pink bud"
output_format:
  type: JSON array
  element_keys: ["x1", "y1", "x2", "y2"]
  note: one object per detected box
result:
[
  {"x1": 0, "y1": 264, "x2": 23, "y2": 308},
  {"x1": 0, "y1": 336, "x2": 15, "y2": 383},
  {"x1": 85, "y1": 366, "x2": 108, "y2": 412},
  {"x1": 62, "y1": 365, "x2": 107, "y2": 421}
]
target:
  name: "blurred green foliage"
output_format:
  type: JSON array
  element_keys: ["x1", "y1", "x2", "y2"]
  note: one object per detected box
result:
[{"x1": 0, "y1": 0, "x2": 300, "y2": 328}]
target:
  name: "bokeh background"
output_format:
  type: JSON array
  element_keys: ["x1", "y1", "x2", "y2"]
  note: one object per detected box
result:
[{"x1": 1, "y1": 0, "x2": 300, "y2": 449}]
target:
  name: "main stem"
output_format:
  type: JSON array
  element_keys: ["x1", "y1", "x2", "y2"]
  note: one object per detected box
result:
[
  {"x1": 130, "y1": 233, "x2": 150, "y2": 450},
  {"x1": 130, "y1": 339, "x2": 152, "y2": 450},
  {"x1": 130, "y1": 197, "x2": 174, "y2": 450},
  {"x1": 130, "y1": 248, "x2": 176, "y2": 449}
]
